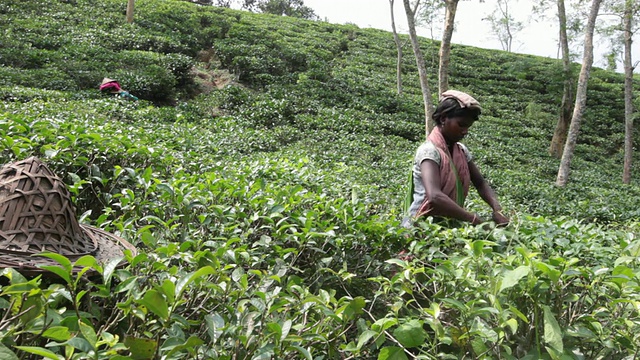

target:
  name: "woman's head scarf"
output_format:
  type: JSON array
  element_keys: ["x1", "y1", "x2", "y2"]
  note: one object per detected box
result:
[{"x1": 432, "y1": 90, "x2": 482, "y2": 124}]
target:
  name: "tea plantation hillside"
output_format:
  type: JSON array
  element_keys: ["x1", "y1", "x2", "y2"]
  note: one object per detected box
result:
[{"x1": 1, "y1": 0, "x2": 640, "y2": 358}]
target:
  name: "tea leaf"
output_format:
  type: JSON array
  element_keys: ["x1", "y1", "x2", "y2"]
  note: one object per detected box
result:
[
  {"x1": 42, "y1": 326, "x2": 72, "y2": 342},
  {"x1": 543, "y1": 305, "x2": 563, "y2": 353},
  {"x1": 281, "y1": 319, "x2": 292, "y2": 341},
  {"x1": 164, "y1": 336, "x2": 204, "y2": 358},
  {"x1": 124, "y1": 337, "x2": 157, "y2": 360},
  {"x1": 499, "y1": 266, "x2": 531, "y2": 292},
  {"x1": 378, "y1": 346, "x2": 408, "y2": 360},
  {"x1": 175, "y1": 266, "x2": 215, "y2": 299},
  {"x1": 0, "y1": 342, "x2": 18, "y2": 360},
  {"x1": 392, "y1": 320, "x2": 426, "y2": 348},
  {"x1": 205, "y1": 313, "x2": 225, "y2": 343},
  {"x1": 103, "y1": 257, "x2": 123, "y2": 285},
  {"x1": 78, "y1": 320, "x2": 97, "y2": 350},
  {"x1": 287, "y1": 345, "x2": 312, "y2": 360},
  {"x1": 13, "y1": 347, "x2": 61, "y2": 360},
  {"x1": 356, "y1": 330, "x2": 377, "y2": 350},
  {"x1": 138, "y1": 290, "x2": 169, "y2": 321},
  {"x1": 37, "y1": 265, "x2": 71, "y2": 284}
]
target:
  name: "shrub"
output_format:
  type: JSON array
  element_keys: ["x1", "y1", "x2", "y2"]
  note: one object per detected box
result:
[
  {"x1": 160, "y1": 52, "x2": 195, "y2": 86},
  {"x1": 114, "y1": 65, "x2": 177, "y2": 103},
  {"x1": 0, "y1": 67, "x2": 77, "y2": 91}
]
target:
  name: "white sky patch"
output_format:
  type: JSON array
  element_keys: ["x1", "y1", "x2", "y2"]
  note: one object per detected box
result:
[{"x1": 304, "y1": 0, "x2": 639, "y2": 73}]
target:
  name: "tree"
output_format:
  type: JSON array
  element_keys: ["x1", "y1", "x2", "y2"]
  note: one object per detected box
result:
[
  {"x1": 438, "y1": 0, "x2": 459, "y2": 95},
  {"x1": 389, "y1": 0, "x2": 404, "y2": 95},
  {"x1": 620, "y1": 0, "x2": 639, "y2": 184},
  {"x1": 421, "y1": 0, "x2": 486, "y2": 96},
  {"x1": 126, "y1": 0, "x2": 134, "y2": 24},
  {"x1": 592, "y1": 0, "x2": 639, "y2": 183},
  {"x1": 186, "y1": 0, "x2": 233, "y2": 5},
  {"x1": 532, "y1": 0, "x2": 588, "y2": 157},
  {"x1": 241, "y1": 0, "x2": 317, "y2": 19},
  {"x1": 433, "y1": 1, "x2": 489, "y2": 95},
  {"x1": 417, "y1": 0, "x2": 447, "y2": 40},
  {"x1": 556, "y1": 0, "x2": 603, "y2": 187},
  {"x1": 484, "y1": 0, "x2": 524, "y2": 52},
  {"x1": 402, "y1": 0, "x2": 436, "y2": 137},
  {"x1": 549, "y1": 0, "x2": 575, "y2": 157},
  {"x1": 416, "y1": 0, "x2": 446, "y2": 91}
]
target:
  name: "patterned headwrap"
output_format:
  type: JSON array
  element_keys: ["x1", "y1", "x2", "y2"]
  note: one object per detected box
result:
[
  {"x1": 439, "y1": 90, "x2": 482, "y2": 113},
  {"x1": 432, "y1": 90, "x2": 482, "y2": 124}
]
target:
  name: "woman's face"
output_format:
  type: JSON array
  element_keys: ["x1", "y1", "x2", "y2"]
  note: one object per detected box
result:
[{"x1": 440, "y1": 115, "x2": 475, "y2": 143}]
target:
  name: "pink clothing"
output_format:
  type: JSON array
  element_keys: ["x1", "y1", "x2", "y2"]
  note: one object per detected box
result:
[
  {"x1": 99, "y1": 81, "x2": 122, "y2": 93},
  {"x1": 416, "y1": 126, "x2": 471, "y2": 218}
]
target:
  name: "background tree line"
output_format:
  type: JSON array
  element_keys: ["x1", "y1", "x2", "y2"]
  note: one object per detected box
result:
[{"x1": 186, "y1": 0, "x2": 318, "y2": 19}]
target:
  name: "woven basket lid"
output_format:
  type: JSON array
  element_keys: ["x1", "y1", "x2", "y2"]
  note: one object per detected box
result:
[{"x1": 0, "y1": 157, "x2": 137, "y2": 275}]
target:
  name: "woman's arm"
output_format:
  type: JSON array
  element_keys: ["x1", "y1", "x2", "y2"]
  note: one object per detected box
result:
[
  {"x1": 468, "y1": 161, "x2": 509, "y2": 225},
  {"x1": 420, "y1": 160, "x2": 483, "y2": 224}
]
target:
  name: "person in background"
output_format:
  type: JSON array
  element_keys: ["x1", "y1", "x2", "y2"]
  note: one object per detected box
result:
[
  {"x1": 403, "y1": 90, "x2": 509, "y2": 227},
  {"x1": 99, "y1": 77, "x2": 138, "y2": 101}
]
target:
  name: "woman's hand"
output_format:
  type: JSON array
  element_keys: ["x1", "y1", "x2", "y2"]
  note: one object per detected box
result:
[
  {"x1": 470, "y1": 213, "x2": 485, "y2": 225},
  {"x1": 492, "y1": 211, "x2": 509, "y2": 227}
]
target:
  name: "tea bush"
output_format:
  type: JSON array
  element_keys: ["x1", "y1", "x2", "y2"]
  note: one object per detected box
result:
[{"x1": 2, "y1": 0, "x2": 640, "y2": 358}]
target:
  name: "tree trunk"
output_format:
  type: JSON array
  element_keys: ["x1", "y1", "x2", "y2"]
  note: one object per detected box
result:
[
  {"x1": 622, "y1": 0, "x2": 634, "y2": 184},
  {"x1": 438, "y1": 0, "x2": 459, "y2": 95},
  {"x1": 502, "y1": 0, "x2": 513, "y2": 52},
  {"x1": 389, "y1": 0, "x2": 403, "y2": 95},
  {"x1": 549, "y1": 0, "x2": 573, "y2": 157},
  {"x1": 402, "y1": 0, "x2": 435, "y2": 138},
  {"x1": 126, "y1": 0, "x2": 134, "y2": 24},
  {"x1": 556, "y1": 0, "x2": 602, "y2": 187}
]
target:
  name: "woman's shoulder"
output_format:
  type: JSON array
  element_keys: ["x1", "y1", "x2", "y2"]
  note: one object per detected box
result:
[
  {"x1": 415, "y1": 141, "x2": 441, "y2": 165},
  {"x1": 457, "y1": 142, "x2": 473, "y2": 161},
  {"x1": 416, "y1": 140, "x2": 440, "y2": 156},
  {"x1": 418, "y1": 140, "x2": 438, "y2": 151}
]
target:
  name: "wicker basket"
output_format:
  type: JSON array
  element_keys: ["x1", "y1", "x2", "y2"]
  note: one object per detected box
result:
[{"x1": 0, "y1": 157, "x2": 136, "y2": 275}]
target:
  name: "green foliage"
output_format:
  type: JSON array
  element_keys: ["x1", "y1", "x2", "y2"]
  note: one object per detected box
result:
[
  {"x1": 1, "y1": 0, "x2": 640, "y2": 358},
  {"x1": 240, "y1": 0, "x2": 318, "y2": 20}
]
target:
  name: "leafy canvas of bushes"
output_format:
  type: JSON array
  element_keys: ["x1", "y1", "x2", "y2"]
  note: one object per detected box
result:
[{"x1": 1, "y1": 0, "x2": 640, "y2": 359}]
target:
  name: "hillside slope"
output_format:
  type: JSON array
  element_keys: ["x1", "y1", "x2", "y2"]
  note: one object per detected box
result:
[
  {"x1": 1, "y1": 0, "x2": 640, "y2": 358},
  {"x1": 2, "y1": 0, "x2": 639, "y2": 221}
]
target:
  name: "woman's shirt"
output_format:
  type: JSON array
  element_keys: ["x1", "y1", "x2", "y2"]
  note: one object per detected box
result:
[{"x1": 407, "y1": 140, "x2": 472, "y2": 217}]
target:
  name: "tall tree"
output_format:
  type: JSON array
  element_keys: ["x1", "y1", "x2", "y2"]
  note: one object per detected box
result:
[
  {"x1": 484, "y1": 0, "x2": 523, "y2": 52},
  {"x1": 438, "y1": 0, "x2": 459, "y2": 94},
  {"x1": 126, "y1": 0, "x2": 134, "y2": 24},
  {"x1": 620, "y1": 0, "x2": 638, "y2": 184},
  {"x1": 590, "y1": 0, "x2": 639, "y2": 183},
  {"x1": 532, "y1": 0, "x2": 586, "y2": 157},
  {"x1": 402, "y1": 0, "x2": 436, "y2": 136},
  {"x1": 416, "y1": 0, "x2": 446, "y2": 83},
  {"x1": 435, "y1": 1, "x2": 488, "y2": 94},
  {"x1": 389, "y1": 0, "x2": 404, "y2": 95},
  {"x1": 549, "y1": 0, "x2": 575, "y2": 157},
  {"x1": 556, "y1": 0, "x2": 603, "y2": 187}
]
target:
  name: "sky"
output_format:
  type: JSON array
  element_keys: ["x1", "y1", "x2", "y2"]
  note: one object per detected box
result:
[{"x1": 303, "y1": 0, "x2": 639, "y2": 73}]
